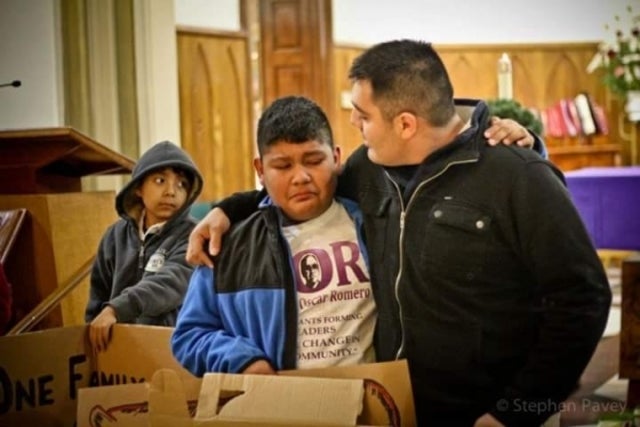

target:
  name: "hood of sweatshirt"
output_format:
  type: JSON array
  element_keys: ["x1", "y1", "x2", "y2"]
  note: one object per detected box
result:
[{"x1": 115, "y1": 141, "x2": 203, "y2": 222}]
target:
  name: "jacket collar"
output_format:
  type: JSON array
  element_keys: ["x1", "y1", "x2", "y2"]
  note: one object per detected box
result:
[
  {"x1": 397, "y1": 100, "x2": 490, "y2": 199},
  {"x1": 414, "y1": 99, "x2": 490, "y2": 175}
]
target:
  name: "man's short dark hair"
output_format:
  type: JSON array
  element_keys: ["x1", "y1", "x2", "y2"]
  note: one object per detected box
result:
[{"x1": 348, "y1": 39, "x2": 455, "y2": 126}]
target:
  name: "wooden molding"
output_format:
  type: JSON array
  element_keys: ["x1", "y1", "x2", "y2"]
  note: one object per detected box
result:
[{"x1": 331, "y1": 42, "x2": 623, "y2": 170}]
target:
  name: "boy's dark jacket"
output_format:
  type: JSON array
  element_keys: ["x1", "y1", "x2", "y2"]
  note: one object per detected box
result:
[
  {"x1": 85, "y1": 141, "x2": 203, "y2": 326},
  {"x1": 217, "y1": 100, "x2": 611, "y2": 426}
]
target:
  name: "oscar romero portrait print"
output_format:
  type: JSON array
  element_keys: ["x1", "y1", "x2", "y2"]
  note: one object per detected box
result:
[{"x1": 300, "y1": 253, "x2": 322, "y2": 289}]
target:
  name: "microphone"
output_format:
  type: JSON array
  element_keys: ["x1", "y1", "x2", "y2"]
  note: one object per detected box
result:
[{"x1": 0, "y1": 80, "x2": 21, "y2": 88}]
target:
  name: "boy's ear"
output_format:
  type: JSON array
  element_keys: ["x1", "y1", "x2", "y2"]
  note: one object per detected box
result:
[
  {"x1": 253, "y1": 157, "x2": 265, "y2": 186},
  {"x1": 333, "y1": 146, "x2": 342, "y2": 169}
]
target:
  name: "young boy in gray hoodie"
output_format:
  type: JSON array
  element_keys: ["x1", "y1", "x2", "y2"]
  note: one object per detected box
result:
[{"x1": 85, "y1": 141, "x2": 203, "y2": 352}]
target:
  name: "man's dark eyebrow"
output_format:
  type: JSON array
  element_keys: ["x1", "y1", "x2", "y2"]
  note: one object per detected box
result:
[{"x1": 351, "y1": 102, "x2": 367, "y2": 115}]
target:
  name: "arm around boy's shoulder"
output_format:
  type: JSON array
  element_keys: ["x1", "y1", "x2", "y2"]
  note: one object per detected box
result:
[
  {"x1": 531, "y1": 133, "x2": 548, "y2": 159},
  {"x1": 336, "y1": 145, "x2": 374, "y2": 201},
  {"x1": 215, "y1": 189, "x2": 267, "y2": 223}
]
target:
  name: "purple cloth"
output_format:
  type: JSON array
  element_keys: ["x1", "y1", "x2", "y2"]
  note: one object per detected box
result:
[
  {"x1": 565, "y1": 167, "x2": 640, "y2": 250},
  {"x1": 565, "y1": 166, "x2": 640, "y2": 178}
]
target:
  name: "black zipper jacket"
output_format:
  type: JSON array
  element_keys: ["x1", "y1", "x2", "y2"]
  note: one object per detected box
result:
[{"x1": 337, "y1": 100, "x2": 611, "y2": 426}]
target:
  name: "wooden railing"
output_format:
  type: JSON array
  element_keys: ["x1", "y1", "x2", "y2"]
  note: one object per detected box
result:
[{"x1": 6, "y1": 256, "x2": 95, "y2": 335}]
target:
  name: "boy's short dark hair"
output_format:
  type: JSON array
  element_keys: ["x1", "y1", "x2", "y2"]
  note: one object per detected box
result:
[{"x1": 256, "y1": 96, "x2": 334, "y2": 156}]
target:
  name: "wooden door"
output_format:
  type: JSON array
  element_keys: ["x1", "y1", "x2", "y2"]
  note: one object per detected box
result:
[
  {"x1": 176, "y1": 1, "x2": 334, "y2": 204},
  {"x1": 177, "y1": 30, "x2": 255, "y2": 202},
  {"x1": 260, "y1": 0, "x2": 333, "y2": 117}
]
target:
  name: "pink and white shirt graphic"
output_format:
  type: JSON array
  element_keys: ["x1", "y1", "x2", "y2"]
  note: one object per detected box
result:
[{"x1": 282, "y1": 201, "x2": 377, "y2": 369}]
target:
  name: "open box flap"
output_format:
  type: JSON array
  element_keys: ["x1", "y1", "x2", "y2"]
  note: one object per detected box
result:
[
  {"x1": 197, "y1": 373, "x2": 364, "y2": 425},
  {"x1": 147, "y1": 369, "x2": 364, "y2": 426}
]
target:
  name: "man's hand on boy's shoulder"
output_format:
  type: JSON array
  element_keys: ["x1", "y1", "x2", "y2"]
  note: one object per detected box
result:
[
  {"x1": 485, "y1": 117, "x2": 534, "y2": 148},
  {"x1": 186, "y1": 207, "x2": 230, "y2": 268}
]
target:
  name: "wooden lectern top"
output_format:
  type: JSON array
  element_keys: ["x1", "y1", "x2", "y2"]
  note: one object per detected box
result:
[{"x1": 0, "y1": 127, "x2": 135, "y2": 194}]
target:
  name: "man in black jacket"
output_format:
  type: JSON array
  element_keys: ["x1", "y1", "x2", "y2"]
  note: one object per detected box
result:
[{"x1": 187, "y1": 40, "x2": 611, "y2": 427}]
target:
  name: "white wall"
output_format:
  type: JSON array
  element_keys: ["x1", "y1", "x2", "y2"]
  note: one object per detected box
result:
[
  {"x1": 134, "y1": 0, "x2": 182, "y2": 150},
  {"x1": 4, "y1": 0, "x2": 637, "y2": 132},
  {"x1": 0, "y1": 0, "x2": 62, "y2": 130},
  {"x1": 174, "y1": 0, "x2": 638, "y2": 45},
  {"x1": 175, "y1": 0, "x2": 240, "y2": 30},
  {"x1": 333, "y1": 0, "x2": 638, "y2": 45}
]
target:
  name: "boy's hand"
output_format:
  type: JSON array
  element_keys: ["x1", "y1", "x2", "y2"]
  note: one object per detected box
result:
[
  {"x1": 485, "y1": 117, "x2": 534, "y2": 147},
  {"x1": 89, "y1": 305, "x2": 117, "y2": 353},
  {"x1": 186, "y1": 208, "x2": 231, "y2": 268},
  {"x1": 242, "y1": 360, "x2": 277, "y2": 375}
]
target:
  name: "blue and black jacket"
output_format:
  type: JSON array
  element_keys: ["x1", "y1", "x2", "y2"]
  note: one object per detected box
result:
[{"x1": 171, "y1": 197, "x2": 368, "y2": 376}]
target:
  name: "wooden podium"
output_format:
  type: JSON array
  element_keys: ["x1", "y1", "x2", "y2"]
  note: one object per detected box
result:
[{"x1": 0, "y1": 127, "x2": 134, "y2": 331}]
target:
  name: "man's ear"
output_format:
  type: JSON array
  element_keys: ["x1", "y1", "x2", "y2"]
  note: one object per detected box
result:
[
  {"x1": 253, "y1": 157, "x2": 265, "y2": 186},
  {"x1": 394, "y1": 112, "x2": 418, "y2": 139}
]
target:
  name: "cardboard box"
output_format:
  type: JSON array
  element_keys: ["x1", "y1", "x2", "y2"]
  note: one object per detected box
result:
[
  {"x1": 0, "y1": 324, "x2": 415, "y2": 426},
  {"x1": 281, "y1": 361, "x2": 415, "y2": 426},
  {"x1": 78, "y1": 360, "x2": 416, "y2": 427},
  {"x1": 0, "y1": 324, "x2": 192, "y2": 427}
]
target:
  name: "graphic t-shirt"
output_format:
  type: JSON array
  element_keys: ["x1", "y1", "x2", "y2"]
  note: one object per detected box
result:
[{"x1": 281, "y1": 200, "x2": 377, "y2": 369}]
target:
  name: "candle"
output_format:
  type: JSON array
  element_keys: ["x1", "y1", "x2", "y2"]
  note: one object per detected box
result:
[{"x1": 498, "y1": 53, "x2": 513, "y2": 100}]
